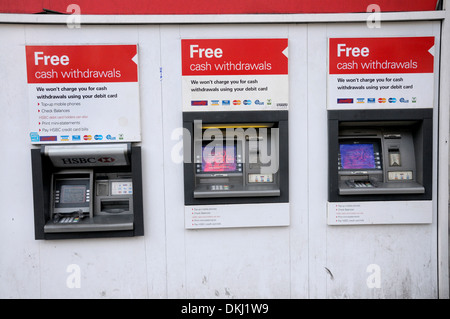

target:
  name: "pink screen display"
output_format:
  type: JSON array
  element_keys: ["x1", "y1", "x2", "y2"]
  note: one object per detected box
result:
[{"x1": 202, "y1": 145, "x2": 237, "y2": 172}]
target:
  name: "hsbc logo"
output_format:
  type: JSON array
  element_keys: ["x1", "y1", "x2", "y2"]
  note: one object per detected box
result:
[
  {"x1": 97, "y1": 157, "x2": 116, "y2": 163},
  {"x1": 61, "y1": 157, "x2": 96, "y2": 165},
  {"x1": 60, "y1": 157, "x2": 116, "y2": 165}
]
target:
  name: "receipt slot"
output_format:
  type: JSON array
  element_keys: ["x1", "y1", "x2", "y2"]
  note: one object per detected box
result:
[
  {"x1": 183, "y1": 111, "x2": 289, "y2": 229},
  {"x1": 31, "y1": 143, "x2": 144, "y2": 239},
  {"x1": 327, "y1": 109, "x2": 433, "y2": 224}
]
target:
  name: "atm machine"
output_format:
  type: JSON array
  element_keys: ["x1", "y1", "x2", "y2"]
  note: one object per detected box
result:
[
  {"x1": 31, "y1": 143, "x2": 144, "y2": 239},
  {"x1": 327, "y1": 109, "x2": 433, "y2": 224},
  {"x1": 183, "y1": 110, "x2": 289, "y2": 229}
]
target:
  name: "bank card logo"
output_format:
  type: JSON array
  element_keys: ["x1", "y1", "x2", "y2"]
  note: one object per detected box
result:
[
  {"x1": 30, "y1": 132, "x2": 39, "y2": 142},
  {"x1": 367, "y1": 98, "x2": 376, "y2": 103},
  {"x1": 222, "y1": 100, "x2": 230, "y2": 106},
  {"x1": 388, "y1": 98, "x2": 397, "y2": 103},
  {"x1": 40, "y1": 136, "x2": 57, "y2": 141},
  {"x1": 337, "y1": 98, "x2": 353, "y2": 104},
  {"x1": 378, "y1": 98, "x2": 386, "y2": 103},
  {"x1": 191, "y1": 100, "x2": 208, "y2": 106}
]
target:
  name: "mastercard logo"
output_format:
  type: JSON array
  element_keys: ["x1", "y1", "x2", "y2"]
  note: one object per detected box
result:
[
  {"x1": 83, "y1": 135, "x2": 92, "y2": 140},
  {"x1": 378, "y1": 98, "x2": 386, "y2": 103}
]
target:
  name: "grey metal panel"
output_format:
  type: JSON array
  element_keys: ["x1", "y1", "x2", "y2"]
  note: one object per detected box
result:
[
  {"x1": 194, "y1": 189, "x2": 280, "y2": 198},
  {"x1": 339, "y1": 182, "x2": 425, "y2": 195},
  {"x1": 44, "y1": 215, "x2": 134, "y2": 233}
]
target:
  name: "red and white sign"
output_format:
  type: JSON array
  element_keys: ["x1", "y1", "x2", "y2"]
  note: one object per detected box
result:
[
  {"x1": 26, "y1": 45, "x2": 141, "y2": 144},
  {"x1": 26, "y1": 45, "x2": 138, "y2": 84},
  {"x1": 181, "y1": 38, "x2": 289, "y2": 111},
  {"x1": 327, "y1": 37, "x2": 435, "y2": 109}
]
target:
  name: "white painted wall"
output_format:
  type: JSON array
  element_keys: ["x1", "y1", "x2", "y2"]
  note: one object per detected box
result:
[
  {"x1": 0, "y1": 20, "x2": 443, "y2": 298},
  {"x1": 307, "y1": 21, "x2": 441, "y2": 298}
]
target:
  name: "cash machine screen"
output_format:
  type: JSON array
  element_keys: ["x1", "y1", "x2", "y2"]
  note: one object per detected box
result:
[
  {"x1": 54, "y1": 177, "x2": 91, "y2": 209},
  {"x1": 60, "y1": 185, "x2": 87, "y2": 204},
  {"x1": 201, "y1": 144, "x2": 237, "y2": 173},
  {"x1": 339, "y1": 143, "x2": 377, "y2": 170},
  {"x1": 339, "y1": 140, "x2": 381, "y2": 170}
]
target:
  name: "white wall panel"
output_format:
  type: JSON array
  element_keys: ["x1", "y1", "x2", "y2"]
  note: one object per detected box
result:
[{"x1": 0, "y1": 20, "x2": 443, "y2": 299}]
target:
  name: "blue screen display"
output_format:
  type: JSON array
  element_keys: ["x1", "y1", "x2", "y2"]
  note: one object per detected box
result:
[{"x1": 340, "y1": 143, "x2": 376, "y2": 170}]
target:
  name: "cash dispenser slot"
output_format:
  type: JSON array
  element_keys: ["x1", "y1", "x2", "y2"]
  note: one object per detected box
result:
[
  {"x1": 100, "y1": 200, "x2": 130, "y2": 213},
  {"x1": 31, "y1": 143, "x2": 143, "y2": 239}
]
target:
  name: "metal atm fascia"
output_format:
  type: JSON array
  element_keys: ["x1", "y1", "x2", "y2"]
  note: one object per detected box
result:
[
  {"x1": 31, "y1": 143, "x2": 144, "y2": 240},
  {"x1": 328, "y1": 108, "x2": 433, "y2": 203},
  {"x1": 183, "y1": 110, "x2": 289, "y2": 206}
]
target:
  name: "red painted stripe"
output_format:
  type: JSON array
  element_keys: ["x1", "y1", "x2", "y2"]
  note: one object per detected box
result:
[{"x1": 0, "y1": 0, "x2": 438, "y2": 15}]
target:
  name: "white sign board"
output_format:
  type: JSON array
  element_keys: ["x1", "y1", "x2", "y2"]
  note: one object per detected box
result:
[
  {"x1": 327, "y1": 37, "x2": 435, "y2": 110},
  {"x1": 185, "y1": 203, "x2": 289, "y2": 229},
  {"x1": 26, "y1": 45, "x2": 140, "y2": 143},
  {"x1": 181, "y1": 38, "x2": 289, "y2": 112},
  {"x1": 327, "y1": 201, "x2": 432, "y2": 225}
]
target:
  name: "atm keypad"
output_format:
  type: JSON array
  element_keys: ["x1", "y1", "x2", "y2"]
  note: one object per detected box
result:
[
  {"x1": 209, "y1": 184, "x2": 231, "y2": 191},
  {"x1": 58, "y1": 216, "x2": 80, "y2": 223}
]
